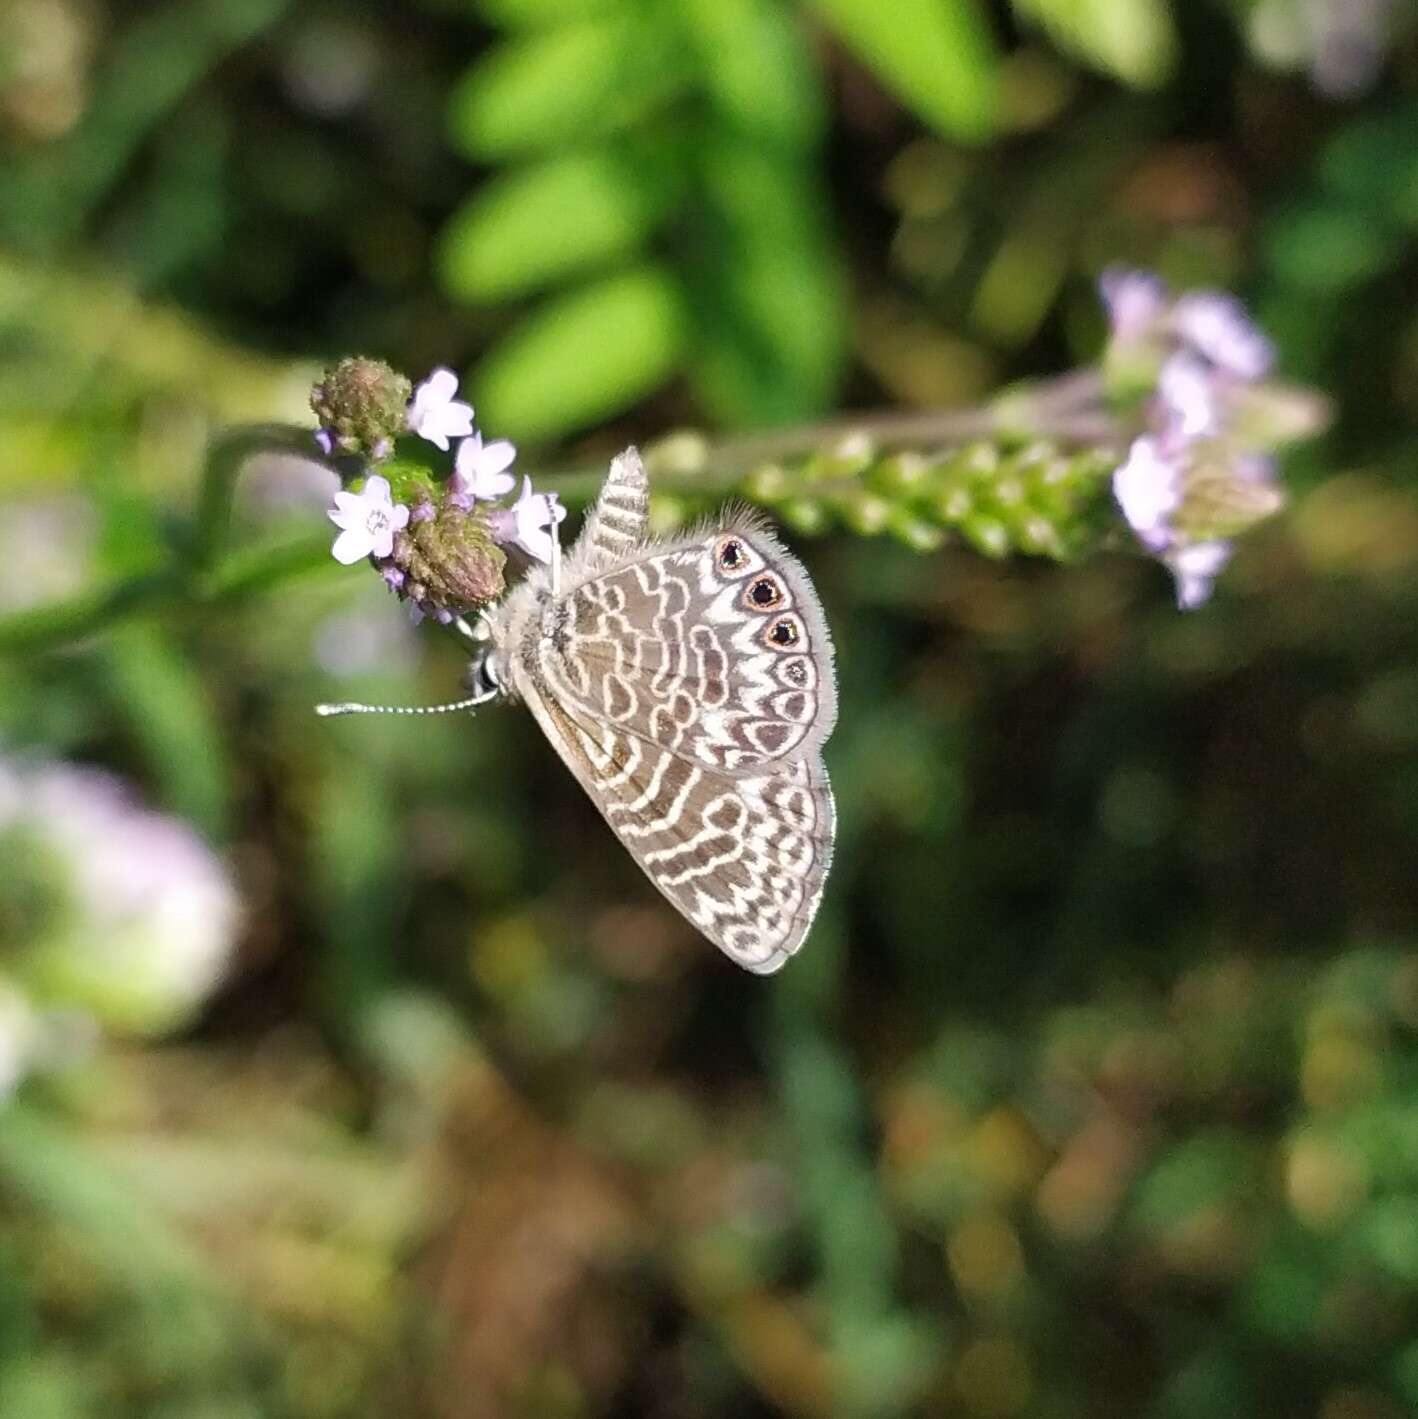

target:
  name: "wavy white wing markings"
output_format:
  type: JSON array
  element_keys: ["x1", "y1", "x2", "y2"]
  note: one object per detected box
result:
[{"x1": 512, "y1": 665, "x2": 834, "y2": 973}]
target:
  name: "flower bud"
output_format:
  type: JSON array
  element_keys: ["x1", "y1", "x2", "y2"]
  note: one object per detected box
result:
[
  {"x1": 390, "y1": 494, "x2": 507, "y2": 616},
  {"x1": 311, "y1": 357, "x2": 412, "y2": 460}
]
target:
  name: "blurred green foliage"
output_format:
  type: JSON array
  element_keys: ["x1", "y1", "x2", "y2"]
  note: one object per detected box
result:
[
  {"x1": 442, "y1": 0, "x2": 843, "y2": 434},
  {"x1": 3, "y1": 0, "x2": 1418, "y2": 1417}
]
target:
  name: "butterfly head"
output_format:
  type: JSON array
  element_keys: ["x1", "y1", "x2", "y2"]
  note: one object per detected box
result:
[{"x1": 464, "y1": 643, "x2": 503, "y2": 701}]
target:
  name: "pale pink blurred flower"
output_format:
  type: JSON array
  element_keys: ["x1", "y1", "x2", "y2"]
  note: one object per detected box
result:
[
  {"x1": 0, "y1": 755, "x2": 240, "y2": 1035},
  {"x1": 1113, "y1": 437, "x2": 1181, "y2": 554},
  {"x1": 1166, "y1": 541, "x2": 1234, "y2": 611}
]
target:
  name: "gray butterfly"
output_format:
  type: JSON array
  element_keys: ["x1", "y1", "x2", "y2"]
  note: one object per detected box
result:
[{"x1": 321, "y1": 449, "x2": 836, "y2": 972}]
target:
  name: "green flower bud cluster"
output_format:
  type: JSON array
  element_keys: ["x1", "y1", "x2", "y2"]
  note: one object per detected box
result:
[
  {"x1": 740, "y1": 437, "x2": 1118, "y2": 561},
  {"x1": 311, "y1": 357, "x2": 411, "y2": 459}
]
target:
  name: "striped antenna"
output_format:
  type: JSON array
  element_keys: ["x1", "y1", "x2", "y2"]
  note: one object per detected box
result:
[{"x1": 315, "y1": 694, "x2": 491, "y2": 718}]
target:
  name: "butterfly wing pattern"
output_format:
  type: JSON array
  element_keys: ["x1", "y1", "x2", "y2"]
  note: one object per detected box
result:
[{"x1": 491, "y1": 449, "x2": 837, "y2": 972}]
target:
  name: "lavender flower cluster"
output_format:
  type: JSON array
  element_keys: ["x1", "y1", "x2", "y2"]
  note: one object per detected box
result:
[
  {"x1": 1, "y1": 754, "x2": 239, "y2": 1100},
  {"x1": 315, "y1": 364, "x2": 565, "y2": 624},
  {"x1": 1102, "y1": 270, "x2": 1289, "y2": 609}
]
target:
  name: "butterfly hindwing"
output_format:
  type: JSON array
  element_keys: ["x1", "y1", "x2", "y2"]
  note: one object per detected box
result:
[{"x1": 517, "y1": 679, "x2": 834, "y2": 971}]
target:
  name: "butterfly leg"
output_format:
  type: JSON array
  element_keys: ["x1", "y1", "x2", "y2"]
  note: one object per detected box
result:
[{"x1": 451, "y1": 613, "x2": 490, "y2": 645}]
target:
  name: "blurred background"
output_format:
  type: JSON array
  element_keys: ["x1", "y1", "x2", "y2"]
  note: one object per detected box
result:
[{"x1": 3, "y1": 1, "x2": 1418, "y2": 1415}]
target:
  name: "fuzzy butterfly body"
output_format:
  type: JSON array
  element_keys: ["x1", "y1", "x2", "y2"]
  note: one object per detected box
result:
[{"x1": 472, "y1": 449, "x2": 837, "y2": 973}]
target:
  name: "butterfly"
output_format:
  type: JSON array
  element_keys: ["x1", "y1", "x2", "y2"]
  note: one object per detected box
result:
[{"x1": 321, "y1": 449, "x2": 837, "y2": 972}]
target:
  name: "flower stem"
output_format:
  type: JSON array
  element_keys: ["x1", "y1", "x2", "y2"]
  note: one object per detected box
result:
[
  {"x1": 0, "y1": 373, "x2": 1124, "y2": 657},
  {"x1": 545, "y1": 371, "x2": 1121, "y2": 504}
]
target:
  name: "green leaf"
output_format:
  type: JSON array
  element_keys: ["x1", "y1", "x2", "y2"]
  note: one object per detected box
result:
[
  {"x1": 0, "y1": 0, "x2": 295, "y2": 250},
  {"x1": 802, "y1": 0, "x2": 999, "y2": 143},
  {"x1": 1011, "y1": 0, "x2": 1177, "y2": 88},
  {"x1": 448, "y1": 14, "x2": 691, "y2": 160},
  {"x1": 438, "y1": 148, "x2": 674, "y2": 301},
  {"x1": 681, "y1": 0, "x2": 825, "y2": 148},
  {"x1": 1317, "y1": 103, "x2": 1418, "y2": 223},
  {"x1": 688, "y1": 135, "x2": 845, "y2": 425},
  {"x1": 1266, "y1": 202, "x2": 1396, "y2": 293},
  {"x1": 473, "y1": 266, "x2": 688, "y2": 439}
]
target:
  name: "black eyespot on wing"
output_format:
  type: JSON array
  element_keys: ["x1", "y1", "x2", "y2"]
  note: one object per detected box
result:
[
  {"x1": 747, "y1": 577, "x2": 781, "y2": 609},
  {"x1": 767, "y1": 617, "x2": 799, "y2": 648},
  {"x1": 718, "y1": 538, "x2": 744, "y2": 570}
]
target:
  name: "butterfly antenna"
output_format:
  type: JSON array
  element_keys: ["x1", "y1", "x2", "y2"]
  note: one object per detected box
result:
[{"x1": 314, "y1": 692, "x2": 492, "y2": 718}]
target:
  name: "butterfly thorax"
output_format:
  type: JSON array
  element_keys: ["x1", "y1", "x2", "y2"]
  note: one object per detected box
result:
[{"x1": 479, "y1": 564, "x2": 578, "y2": 704}]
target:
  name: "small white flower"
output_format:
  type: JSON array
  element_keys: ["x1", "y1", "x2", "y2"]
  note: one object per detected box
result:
[
  {"x1": 489, "y1": 477, "x2": 567, "y2": 564},
  {"x1": 452, "y1": 432, "x2": 517, "y2": 501},
  {"x1": 1166, "y1": 540, "x2": 1233, "y2": 610},
  {"x1": 327, "y1": 475, "x2": 410, "y2": 565},
  {"x1": 406, "y1": 366, "x2": 474, "y2": 451},
  {"x1": 1113, "y1": 437, "x2": 1181, "y2": 553}
]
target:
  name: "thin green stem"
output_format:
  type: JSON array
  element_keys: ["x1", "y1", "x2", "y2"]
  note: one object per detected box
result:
[
  {"x1": 0, "y1": 572, "x2": 183, "y2": 655},
  {"x1": 192, "y1": 424, "x2": 340, "y2": 573},
  {"x1": 547, "y1": 372, "x2": 1121, "y2": 503}
]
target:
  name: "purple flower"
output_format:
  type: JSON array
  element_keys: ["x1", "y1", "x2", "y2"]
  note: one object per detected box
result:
[
  {"x1": 406, "y1": 367, "x2": 474, "y2": 451},
  {"x1": 1100, "y1": 267, "x2": 1170, "y2": 341},
  {"x1": 314, "y1": 427, "x2": 337, "y2": 457},
  {"x1": 452, "y1": 432, "x2": 517, "y2": 501},
  {"x1": 327, "y1": 474, "x2": 410, "y2": 565},
  {"x1": 1102, "y1": 271, "x2": 1293, "y2": 611},
  {"x1": 1113, "y1": 436, "x2": 1181, "y2": 553},
  {"x1": 1171, "y1": 292, "x2": 1274, "y2": 380},
  {"x1": 0, "y1": 755, "x2": 239, "y2": 1036},
  {"x1": 1156, "y1": 351, "x2": 1222, "y2": 441},
  {"x1": 488, "y1": 477, "x2": 567, "y2": 564}
]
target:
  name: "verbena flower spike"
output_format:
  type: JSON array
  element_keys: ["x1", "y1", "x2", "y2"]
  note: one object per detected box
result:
[
  {"x1": 1101, "y1": 268, "x2": 1296, "y2": 609},
  {"x1": 316, "y1": 362, "x2": 570, "y2": 628},
  {"x1": 311, "y1": 272, "x2": 1324, "y2": 637}
]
